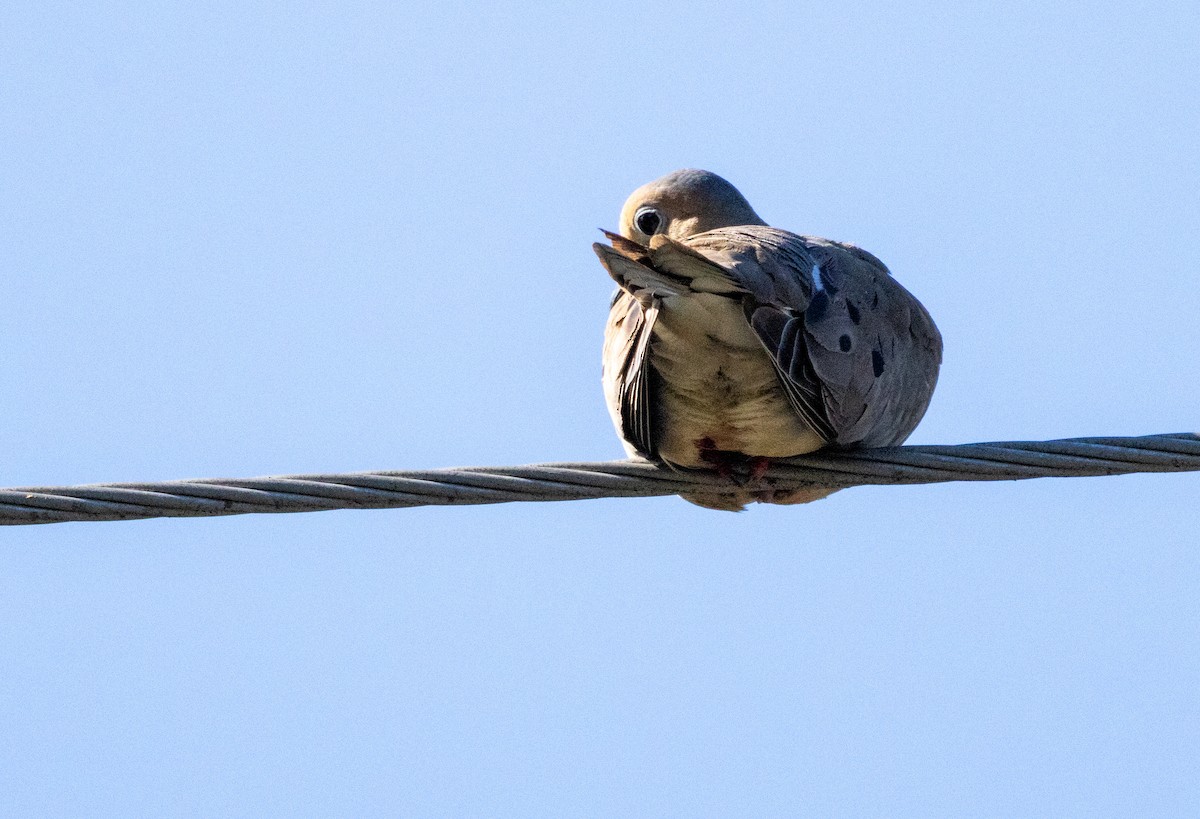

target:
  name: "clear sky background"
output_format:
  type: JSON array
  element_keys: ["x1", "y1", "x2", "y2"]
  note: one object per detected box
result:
[{"x1": 2, "y1": 1, "x2": 1198, "y2": 815}]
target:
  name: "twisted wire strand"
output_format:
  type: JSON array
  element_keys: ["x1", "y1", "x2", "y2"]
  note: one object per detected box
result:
[{"x1": 2, "y1": 433, "x2": 1197, "y2": 526}]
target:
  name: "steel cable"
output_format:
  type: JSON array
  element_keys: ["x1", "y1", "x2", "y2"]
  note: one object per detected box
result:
[{"x1": 2, "y1": 433, "x2": 1197, "y2": 526}]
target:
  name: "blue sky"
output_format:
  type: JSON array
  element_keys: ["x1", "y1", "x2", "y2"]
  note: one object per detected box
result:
[{"x1": 2, "y1": 1, "x2": 1198, "y2": 815}]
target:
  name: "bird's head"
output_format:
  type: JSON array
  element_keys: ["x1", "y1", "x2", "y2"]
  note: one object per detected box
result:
[{"x1": 618, "y1": 169, "x2": 767, "y2": 242}]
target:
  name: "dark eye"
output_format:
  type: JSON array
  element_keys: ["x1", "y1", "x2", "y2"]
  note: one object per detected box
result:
[{"x1": 634, "y1": 207, "x2": 663, "y2": 236}]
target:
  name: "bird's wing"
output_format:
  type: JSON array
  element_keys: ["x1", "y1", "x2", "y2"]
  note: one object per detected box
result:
[
  {"x1": 596, "y1": 242, "x2": 663, "y2": 458},
  {"x1": 655, "y1": 226, "x2": 943, "y2": 447}
]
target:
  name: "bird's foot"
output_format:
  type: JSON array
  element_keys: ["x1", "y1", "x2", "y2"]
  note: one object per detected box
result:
[
  {"x1": 694, "y1": 437, "x2": 736, "y2": 479},
  {"x1": 747, "y1": 456, "x2": 771, "y2": 482}
]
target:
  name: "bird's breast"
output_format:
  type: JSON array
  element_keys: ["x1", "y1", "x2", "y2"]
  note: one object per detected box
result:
[{"x1": 650, "y1": 293, "x2": 824, "y2": 467}]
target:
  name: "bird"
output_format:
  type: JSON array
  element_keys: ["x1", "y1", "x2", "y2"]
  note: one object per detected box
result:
[{"x1": 595, "y1": 169, "x2": 942, "y2": 511}]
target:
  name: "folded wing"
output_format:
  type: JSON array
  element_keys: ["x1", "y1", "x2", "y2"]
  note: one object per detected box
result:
[
  {"x1": 596, "y1": 226, "x2": 942, "y2": 454},
  {"x1": 682, "y1": 227, "x2": 942, "y2": 447}
]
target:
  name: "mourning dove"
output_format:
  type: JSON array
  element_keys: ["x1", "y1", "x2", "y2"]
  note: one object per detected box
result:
[{"x1": 596, "y1": 169, "x2": 942, "y2": 510}]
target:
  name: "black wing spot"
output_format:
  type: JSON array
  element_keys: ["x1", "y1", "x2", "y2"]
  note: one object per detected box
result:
[
  {"x1": 839, "y1": 334, "x2": 852, "y2": 352},
  {"x1": 871, "y1": 291, "x2": 880, "y2": 309},
  {"x1": 872, "y1": 348, "x2": 886, "y2": 377},
  {"x1": 846, "y1": 300, "x2": 861, "y2": 324}
]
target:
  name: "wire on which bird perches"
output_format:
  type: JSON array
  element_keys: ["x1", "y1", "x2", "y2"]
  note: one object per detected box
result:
[{"x1": 1, "y1": 433, "x2": 1197, "y2": 527}]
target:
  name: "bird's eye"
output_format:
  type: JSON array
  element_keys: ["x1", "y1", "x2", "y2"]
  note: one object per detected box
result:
[{"x1": 634, "y1": 207, "x2": 663, "y2": 236}]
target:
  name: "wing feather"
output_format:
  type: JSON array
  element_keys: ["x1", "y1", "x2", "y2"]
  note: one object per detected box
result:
[
  {"x1": 601, "y1": 290, "x2": 660, "y2": 458},
  {"x1": 679, "y1": 227, "x2": 943, "y2": 447}
]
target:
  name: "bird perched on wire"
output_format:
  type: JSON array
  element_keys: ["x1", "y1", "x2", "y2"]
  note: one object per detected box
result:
[{"x1": 595, "y1": 169, "x2": 942, "y2": 510}]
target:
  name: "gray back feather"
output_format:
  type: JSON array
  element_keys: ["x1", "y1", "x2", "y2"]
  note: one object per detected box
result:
[{"x1": 680, "y1": 226, "x2": 942, "y2": 447}]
